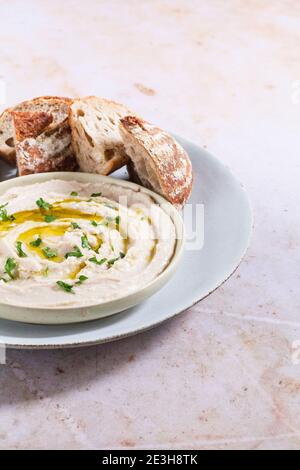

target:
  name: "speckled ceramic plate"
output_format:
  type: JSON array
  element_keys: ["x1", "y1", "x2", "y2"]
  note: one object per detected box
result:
[{"x1": 0, "y1": 136, "x2": 252, "y2": 348}]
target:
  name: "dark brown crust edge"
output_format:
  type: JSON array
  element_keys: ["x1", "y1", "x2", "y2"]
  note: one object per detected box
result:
[
  {"x1": 120, "y1": 116, "x2": 193, "y2": 207},
  {"x1": 0, "y1": 96, "x2": 73, "y2": 164}
]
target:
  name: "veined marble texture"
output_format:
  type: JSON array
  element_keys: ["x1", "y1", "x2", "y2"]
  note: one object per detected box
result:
[{"x1": 0, "y1": 0, "x2": 300, "y2": 449}]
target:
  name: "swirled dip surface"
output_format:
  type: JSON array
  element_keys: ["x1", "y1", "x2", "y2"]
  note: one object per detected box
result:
[{"x1": 0, "y1": 179, "x2": 176, "y2": 307}]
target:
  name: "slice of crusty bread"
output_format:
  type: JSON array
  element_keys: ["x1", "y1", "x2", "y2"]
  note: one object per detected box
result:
[
  {"x1": 120, "y1": 116, "x2": 193, "y2": 208},
  {"x1": 69, "y1": 96, "x2": 134, "y2": 175},
  {"x1": 0, "y1": 96, "x2": 72, "y2": 164},
  {"x1": 12, "y1": 111, "x2": 77, "y2": 176}
]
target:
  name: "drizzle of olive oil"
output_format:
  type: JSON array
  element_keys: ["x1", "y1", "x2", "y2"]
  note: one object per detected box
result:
[
  {"x1": 0, "y1": 199, "x2": 125, "y2": 270},
  {"x1": 0, "y1": 199, "x2": 104, "y2": 235},
  {"x1": 123, "y1": 237, "x2": 129, "y2": 253},
  {"x1": 68, "y1": 262, "x2": 86, "y2": 280},
  {"x1": 135, "y1": 208, "x2": 143, "y2": 215},
  {"x1": 18, "y1": 225, "x2": 67, "y2": 262},
  {"x1": 148, "y1": 240, "x2": 158, "y2": 262},
  {"x1": 94, "y1": 236, "x2": 103, "y2": 253}
]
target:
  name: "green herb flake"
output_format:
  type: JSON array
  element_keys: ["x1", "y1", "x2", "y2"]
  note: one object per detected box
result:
[
  {"x1": 56, "y1": 281, "x2": 74, "y2": 293},
  {"x1": 44, "y1": 214, "x2": 57, "y2": 223},
  {"x1": 70, "y1": 191, "x2": 78, "y2": 197},
  {"x1": 107, "y1": 257, "x2": 119, "y2": 267},
  {"x1": 4, "y1": 257, "x2": 18, "y2": 279},
  {"x1": 36, "y1": 198, "x2": 52, "y2": 211},
  {"x1": 65, "y1": 246, "x2": 83, "y2": 259},
  {"x1": 30, "y1": 237, "x2": 42, "y2": 247},
  {"x1": 42, "y1": 247, "x2": 57, "y2": 259},
  {"x1": 81, "y1": 234, "x2": 91, "y2": 249},
  {"x1": 75, "y1": 275, "x2": 88, "y2": 285},
  {"x1": 71, "y1": 222, "x2": 81, "y2": 230},
  {"x1": 0, "y1": 206, "x2": 15, "y2": 222},
  {"x1": 42, "y1": 266, "x2": 49, "y2": 277},
  {"x1": 115, "y1": 215, "x2": 120, "y2": 226},
  {"x1": 16, "y1": 241, "x2": 27, "y2": 258},
  {"x1": 89, "y1": 257, "x2": 107, "y2": 266},
  {"x1": 91, "y1": 192, "x2": 102, "y2": 197},
  {"x1": 91, "y1": 220, "x2": 98, "y2": 227},
  {"x1": 107, "y1": 252, "x2": 125, "y2": 267}
]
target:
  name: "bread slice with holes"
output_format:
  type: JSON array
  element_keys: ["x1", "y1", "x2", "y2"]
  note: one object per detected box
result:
[
  {"x1": 119, "y1": 116, "x2": 193, "y2": 208},
  {"x1": 12, "y1": 111, "x2": 77, "y2": 176},
  {"x1": 0, "y1": 96, "x2": 72, "y2": 164},
  {"x1": 69, "y1": 96, "x2": 135, "y2": 175}
]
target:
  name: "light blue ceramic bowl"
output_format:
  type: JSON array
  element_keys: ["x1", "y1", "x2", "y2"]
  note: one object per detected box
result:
[{"x1": 0, "y1": 172, "x2": 185, "y2": 325}]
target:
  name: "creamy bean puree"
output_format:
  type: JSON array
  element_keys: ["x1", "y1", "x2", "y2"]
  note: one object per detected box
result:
[{"x1": 0, "y1": 179, "x2": 176, "y2": 307}]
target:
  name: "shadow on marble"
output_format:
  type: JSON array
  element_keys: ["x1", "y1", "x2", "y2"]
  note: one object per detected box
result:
[{"x1": 0, "y1": 310, "x2": 185, "y2": 406}]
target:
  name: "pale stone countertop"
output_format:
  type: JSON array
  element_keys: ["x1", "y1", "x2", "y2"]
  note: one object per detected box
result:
[{"x1": 0, "y1": 0, "x2": 300, "y2": 450}]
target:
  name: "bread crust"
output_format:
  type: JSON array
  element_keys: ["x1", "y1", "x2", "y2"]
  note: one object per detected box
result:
[
  {"x1": 0, "y1": 96, "x2": 72, "y2": 164},
  {"x1": 12, "y1": 111, "x2": 53, "y2": 141},
  {"x1": 13, "y1": 111, "x2": 77, "y2": 176},
  {"x1": 120, "y1": 116, "x2": 193, "y2": 207}
]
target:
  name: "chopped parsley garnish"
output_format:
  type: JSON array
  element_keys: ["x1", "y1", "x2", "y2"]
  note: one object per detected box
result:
[
  {"x1": 81, "y1": 234, "x2": 91, "y2": 249},
  {"x1": 70, "y1": 191, "x2": 78, "y2": 197},
  {"x1": 90, "y1": 192, "x2": 102, "y2": 197},
  {"x1": 56, "y1": 281, "x2": 74, "y2": 293},
  {"x1": 36, "y1": 198, "x2": 52, "y2": 211},
  {"x1": 89, "y1": 256, "x2": 107, "y2": 265},
  {"x1": 16, "y1": 241, "x2": 27, "y2": 258},
  {"x1": 75, "y1": 275, "x2": 88, "y2": 285},
  {"x1": 91, "y1": 220, "x2": 98, "y2": 227},
  {"x1": 42, "y1": 247, "x2": 57, "y2": 258},
  {"x1": 115, "y1": 215, "x2": 120, "y2": 226},
  {"x1": 30, "y1": 237, "x2": 42, "y2": 247},
  {"x1": 0, "y1": 205, "x2": 15, "y2": 222},
  {"x1": 108, "y1": 252, "x2": 125, "y2": 267},
  {"x1": 65, "y1": 246, "x2": 83, "y2": 259},
  {"x1": 42, "y1": 266, "x2": 49, "y2": 277},
  {"x1": 4, "y1": 257, "x2": 18, "y2": 279},
  {"x1": 44, "y1": 214, "x2": 57, "y2": 223},
  {"x1": 107, "y1": 257, "x2": 119, "y2": 267},
  {"x1": 71, "y1": 222, "x2": 81, "y2": 230}
]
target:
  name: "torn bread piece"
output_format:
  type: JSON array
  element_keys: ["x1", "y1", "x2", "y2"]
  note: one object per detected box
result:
[
  {"x1": 69, "y1": 96, "x2": 135, "y2": 175},
  {"x1": 12, "y1": 111, "x2": 77, "y2": 176},
  {"x1": 120, "y1": 116, "x2": 193, "y2": 208},
  {"x1": 0, "y1": 96, "x2": 72, "y2": 164}
]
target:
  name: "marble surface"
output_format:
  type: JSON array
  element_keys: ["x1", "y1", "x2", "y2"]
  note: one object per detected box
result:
[{"x1": 0, "y1": 0, "x2": 300, "y2": 449}]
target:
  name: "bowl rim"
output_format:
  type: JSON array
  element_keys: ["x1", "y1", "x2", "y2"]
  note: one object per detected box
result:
[{"x1": 0, "y1": 171, "x2": 185, "y2": 313}]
